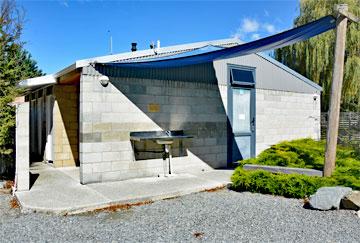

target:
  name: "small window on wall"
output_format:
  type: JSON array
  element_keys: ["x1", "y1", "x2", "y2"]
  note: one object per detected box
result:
[{"x1": 230, "y1": 68, "x2": 255, "y2": 85}]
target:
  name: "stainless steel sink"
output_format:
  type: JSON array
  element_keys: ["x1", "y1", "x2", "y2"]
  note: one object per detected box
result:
[
  {"x1": 156, "y1": 140, "x2": 173, "y2": 145},
  {"x1": 130, "y1": 130, "x2": 192, "y2": 142},
  {"x1": 130, "y1": 130, "x2": 192, "y2": 176}
]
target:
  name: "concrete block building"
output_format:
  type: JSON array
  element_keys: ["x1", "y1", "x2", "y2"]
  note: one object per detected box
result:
[{"x1": 15, "y1": 38, "x2": 321, "y2": 190}]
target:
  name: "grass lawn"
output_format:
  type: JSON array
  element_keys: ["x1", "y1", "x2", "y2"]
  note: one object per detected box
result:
[{"x1": 231, "y1": 138, "x2": 360, "y2": 198}]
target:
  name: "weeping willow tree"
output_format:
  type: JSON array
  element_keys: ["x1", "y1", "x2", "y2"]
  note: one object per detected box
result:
[{"x1": 275, "y1": 0, "x2": 360, "y2": 111}]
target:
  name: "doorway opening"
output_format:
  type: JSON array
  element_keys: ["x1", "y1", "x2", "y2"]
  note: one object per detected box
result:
[{"x1": 228, "y1": 65, "x2": 256, "y2": 165}]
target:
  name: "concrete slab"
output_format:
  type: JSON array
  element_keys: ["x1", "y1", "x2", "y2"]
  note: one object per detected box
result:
[
  {"x1": 243, "y1": 164, "x2": 323, "y2": 176},
  {"x1": 86, "y1": 174, "x2": 222, "y2": 208},
  {"x1": 57, "y1": 166, "x2": 80, "y2": 182},
  {"x1": 188, "y1": 169, "x2": 234, "y2": 185},
  {"x1": 16, "y1": 164, "x2": 110, "y2": 214},
  {"x1": 15, "y1": 163, "x2": 233, "y2": 215}
]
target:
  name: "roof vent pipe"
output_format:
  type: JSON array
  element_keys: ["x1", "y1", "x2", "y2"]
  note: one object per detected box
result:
[
  {"x1": 131, "y1": 42, "x2": 137, "y2": 52},
  {"x1": 152, "y1": 40, "x2": 160, "y2": 55},
  {"x1": 150, "y1": 41, "x2": 155, "y2": 49}
]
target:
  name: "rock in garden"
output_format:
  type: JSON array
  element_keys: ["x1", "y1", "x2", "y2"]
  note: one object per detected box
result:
[
  {"x1": 341, "y1": 191, "x2": 360, "y2": 210},
  {"x1": 309, "y1": 186, "x2": 352, "y2": 210}
]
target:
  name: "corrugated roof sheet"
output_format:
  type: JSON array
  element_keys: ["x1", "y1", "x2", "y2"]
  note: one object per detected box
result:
[
  {"x1": 117, "y1": 45, "x2": 224, "y2": 63},
  {"x1": 113, "y1": 42, "x2": 237, "y2": 63}
]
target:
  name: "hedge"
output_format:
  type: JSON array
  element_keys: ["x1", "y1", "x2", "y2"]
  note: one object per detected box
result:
[{"x1": 231, "y1": 139, "x2": 360, "y2": 198}]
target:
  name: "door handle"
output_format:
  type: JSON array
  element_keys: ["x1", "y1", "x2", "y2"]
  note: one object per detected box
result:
[{"x1": 251, "y1": 117, "x2": 255, "y2": 131}]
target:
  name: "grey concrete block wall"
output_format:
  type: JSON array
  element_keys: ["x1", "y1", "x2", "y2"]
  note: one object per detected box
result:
[
  {"x1": 15, "y1": 102, "x2": 30, "y2": 191},
  {"x1": 79, "y1": 52, "x2": 322, "y2": 184},
  {"x1": 79, "y1": 66, "x2": 228, "y2": 184},
  {"x1": 255, "y1": 89, "x2": 321, "y2": 155},
  {"x1": 213, "y1": 53, "x2": 321, "y2": 157}
]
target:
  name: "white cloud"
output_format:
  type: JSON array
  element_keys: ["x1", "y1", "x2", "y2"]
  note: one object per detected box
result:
[
  {"x1": 231, "y1": 17, "x2": 280, "y2": 42},
  {"x1": 59, "y1": 1, "x2": 69, "y2": 8},
  {"x1": 264, "y1": 9, "x2": 270, "y2": 17},
  {"x1": 231, "y1": 18, "x2": 260, "y2": 40},
  {"x1": 251, "y1": 33, "x2": 261, "y2": 40},
  {"x1": 263, "y1": 23, "x2": 276, "y2": 34},
  {"x1": 231, "y1": 32, "x2": 241, "y2": 40},
  {"x1": 242, "y1": 18, "x2": 260, "y2": 33}
]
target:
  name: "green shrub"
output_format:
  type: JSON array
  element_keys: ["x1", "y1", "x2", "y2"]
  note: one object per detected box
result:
[
  {"x1": 231, "y1": 168, "x2": 337, "y2": 198},
  {"x1": 231, "y1": 138, "x2": 360, "y2": 198}
]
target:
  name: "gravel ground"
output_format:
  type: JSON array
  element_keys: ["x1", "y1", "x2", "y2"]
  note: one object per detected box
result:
[{"x1": 0, "y1": 189, "x2": 359, "y2": 242}]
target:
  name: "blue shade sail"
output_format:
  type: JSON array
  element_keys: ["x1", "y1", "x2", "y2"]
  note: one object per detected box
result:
[{"x1": 100, "y1": 15, "x2": 336, "y2": 69}]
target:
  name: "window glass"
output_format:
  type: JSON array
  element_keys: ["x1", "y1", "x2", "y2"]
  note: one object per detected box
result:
[
  {"x1": 232, "y1": 88, "x2": 251, "y2": 133},
  {"x1": 231, "y1": 69, "x2": 254, "y2": 83}
]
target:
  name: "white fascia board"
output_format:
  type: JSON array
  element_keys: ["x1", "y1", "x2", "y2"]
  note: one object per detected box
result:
[
  {"x1": 18, "y1": 74, "x2": 56, "y2": 88},
  {"x1": 54, "y1": 63, "x2": 77, "y2": 78},
  {"x1": 18, "y1": 63, "x2": 76, "y2": 89}
]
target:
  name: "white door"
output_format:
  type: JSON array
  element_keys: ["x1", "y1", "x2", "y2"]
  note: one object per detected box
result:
[{"x1": 44, "y1": 95, "x2": 54, "y2": 162}]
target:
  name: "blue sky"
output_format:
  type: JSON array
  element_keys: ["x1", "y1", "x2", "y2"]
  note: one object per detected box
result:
[{"x1": 19, "y1": 0, "x2": 300, "y2": 74}]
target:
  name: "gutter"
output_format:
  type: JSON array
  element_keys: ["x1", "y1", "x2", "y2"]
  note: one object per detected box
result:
[{"x1": 18, "y1": 74, "x2": 57, "y2": 88}]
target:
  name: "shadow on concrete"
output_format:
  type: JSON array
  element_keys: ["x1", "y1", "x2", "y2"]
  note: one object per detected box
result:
[
  {"x1": 29, "y1": 172, "x2": 39, "y2": 190},
  {"x1": 16, "y1": 163, "x2": 233, "y2": 214}
]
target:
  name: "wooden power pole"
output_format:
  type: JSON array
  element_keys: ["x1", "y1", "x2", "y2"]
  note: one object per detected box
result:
[{"x1": 324, "y1": 4, "x2": 359, "y2": 177}]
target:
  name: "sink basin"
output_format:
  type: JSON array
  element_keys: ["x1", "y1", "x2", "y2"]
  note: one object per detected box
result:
[
  {"x1": 156, "y1": 140, "x2": 174, "y2": 145},
  {"x1": 130, "y1": 130, "x2": 192, "y2": 142},
  {"x1": 130, "y1": 130, "x2": 192, "y2": 176}
]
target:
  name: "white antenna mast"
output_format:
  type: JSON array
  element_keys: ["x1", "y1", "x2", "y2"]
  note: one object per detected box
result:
[{"x1": 108, "y1": 30, "x2": 113, "y2": 54}]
